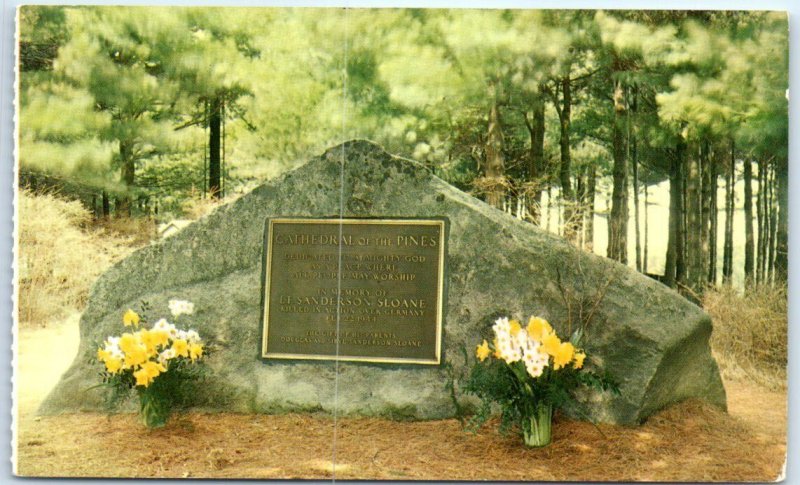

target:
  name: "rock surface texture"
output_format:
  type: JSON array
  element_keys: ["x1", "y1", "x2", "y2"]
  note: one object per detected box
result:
[{"x1": 41, "y1": 140, "x2": 726, "y2": 424}]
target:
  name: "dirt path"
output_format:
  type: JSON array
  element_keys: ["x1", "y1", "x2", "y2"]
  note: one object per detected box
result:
[
  {"x1": 15, "y1": 313, "x2": 81, "y2": 419},
  {"x1": 14, "y1": 319, "x2": 787, "y2": 481}
]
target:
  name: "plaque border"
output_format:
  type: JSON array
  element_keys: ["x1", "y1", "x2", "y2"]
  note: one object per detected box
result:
[{"x1": 260, "y1": 217, "x2": 447, "y2": 365}]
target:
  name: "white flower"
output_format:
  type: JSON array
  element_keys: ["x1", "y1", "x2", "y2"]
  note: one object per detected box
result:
[
  {"x1": 496, "y1": 337, "x2": 522, "y2": 364},
  {"x1": 176, "y1": 330, "x2": 189, "y2": 341},
  {"x1": 493, "y1": 317, "x2": 525, "y2": 363},
  {"x1": 152, "y1": 318, "x2": 175, "y2": 333},
  {"x1": 500, "y1": 344, "x2": 522, "y2": 364},
  {"x1": 103, "y1": 337, "x2": 122, "y2": 357},
  {"x1": 186, "y1": 330, "x2": 201, "y2": 343},
  {"x1": 522, "y1": 340, "x2": 549, "y2": 378},
  {"x1": 525, "y1": 359, "x2": 545, "y2": 378},
  {"x1": 168, "y1": 299, "x2": 194, "y2": 318},
  {"x1": 515, "y1": 328, "x2": 530, "y2": 348},
  {"x1": 492, "y1": 317, "x2": 511, "y2": 338},
  {"x1": 105, "y1": 346, "x2": 123, "y2": 360},
  {"x1": 103, "y1": 344, "x2": 123, "y2": 360},
  {"x1": 158, "y1": 348, "x2": 176, "y2": 365},
  {"x1": 519, "y1": 332, "x2": 539, "y2": 354}
]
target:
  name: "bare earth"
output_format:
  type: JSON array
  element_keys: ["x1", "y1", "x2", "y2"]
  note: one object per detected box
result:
[{"x1": 15, "y1": 317, "x2": 787, "y2": 481}]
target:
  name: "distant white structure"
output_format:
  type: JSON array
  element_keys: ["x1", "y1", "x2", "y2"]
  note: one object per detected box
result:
[{"x1": 158, "y1": 219, "x2": 192, "y2": 239}]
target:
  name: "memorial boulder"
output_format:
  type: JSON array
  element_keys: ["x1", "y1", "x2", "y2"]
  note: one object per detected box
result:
[{"x1": 41, "y1": 140, "x2": 726, "y2": 424}]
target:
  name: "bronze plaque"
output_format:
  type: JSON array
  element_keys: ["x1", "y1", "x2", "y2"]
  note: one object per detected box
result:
[{"x1": 261, "y1": 218, "x2": 446, "y2": 364}]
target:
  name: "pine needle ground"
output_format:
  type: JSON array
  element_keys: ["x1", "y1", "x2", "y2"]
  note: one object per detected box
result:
[{"x1": 17, "y1": 373, "x2": 786, "y2": 480}]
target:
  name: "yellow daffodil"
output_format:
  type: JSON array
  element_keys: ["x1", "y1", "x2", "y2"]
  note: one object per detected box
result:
[
  {"x1": 105, "y1": 357, "x2": 122, "y2": 374},
  {"x1": 140, "y1": 329, "x2": 169, "y2": 356},
  {"x1": 172, "y1": 338, "x2": 189, "y2": 358},
  {"x1": 553, "y1": 342, "x2": 575, "y2": 369},
  {"x1": 133, "y1": 361, "x2": 166, "y2": 387},
  {"x1": 139, "y1": 329, "x2": 156, "y2": 354},
  {"x1": 475, "y1": 340, "x2": 490, "y2": 362},
  {"x1": 492, "y1": 337, "x2": 503, "y2": 358},
  {"x1": 133, "y1": 366, "x2": 155, "y2": 386},
  {"x1": 145, "y1": 360, "x2": 166, "y2": 376},
  {"x1": 509, "y1": 319, "x2": 522, "y2": 336},
  {"x1": 97, "y1": 347, "x2": 111, "y2": 362},
  {"x1": 123, "y1": 346, "x2": 148, "y2": 368},
  {"x1": 119, "y1": 333, "x2": 141, "y2": 354},
  {"x1": 133, "y1": 368, "x2": 149, "y2": 387},
  {"x1": 119, "y1": 332, "x2": 147, "y2": 367},
  {"x1": 573, "y1": 351, "x2": 586, "y2": 369},
  {"x1": 102, "y1": 306, "x2": 208, "y2": 392},
  {"x1": 542, "y1": 332, "x2": 561, "y2": 357},
  {"x1": 189, "y1": 343, "x2": 204, "y2": 361},
  {"x1": 152, "y1": 330, "x2": 170, "y2": 347},
  {"x1": 526, "y1": 316, "x2": 553, "y2": 341},
  {"x1": 123, "y1": 309, "x2": 140, "y2": 327}
]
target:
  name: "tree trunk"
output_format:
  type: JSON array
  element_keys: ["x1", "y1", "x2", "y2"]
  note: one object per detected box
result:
[
  {"x1": 756, "y1": 159, "x2": 769, "y2": 284},
  {"x1": 577, "y1": 169, "x2": 587, "y2": 247},
  {"x1": 768, "y1": 161, "x2": 778, "y2": 284},
  {"x1": 91, "y1": 193, "x2": 98, "y2": 220},
  {"x1": 557, "y1": 191, "x2": 563, "y2": 236},
  {"x1": 644, "y1": 183, "x2": 649, "y2": 273},
  {"x1": 764, "y1": 158, "x2": 772, "y2": 284},
  {"x1": 774, "y1": 157, "x2": 788, "y2": 281},
  {"x1": 722, "y1": 141, "x2": 735, "y2": 284},
  {"x1": 633, "y1": 127, "x2": 641, "y2": 271},
  {"x1": 546, "y1": 185, "x2": 552, "y2": 233},
  {"x1": 743, "y1": 157, "x2": 754, "y2": 284},
  {"x1": 664, "y1": 158, "x2": 677, "y2": 287},
  {"x1": 683, "y1": 159, "x2": 689, "y2": 276},
  {"x1": 607, "y1": 80, "x2": 628, "y2": 264},
  {"x1": 631, "y1": 86, "x2": 641, "y2": 270},
  {"x1": 102, "y1": 191, "x2": 110, "y2": 219},
  {"x1": 559, "y1": 77, "x2": 576, "y2": 242},
  {"x1": 586, "y1": 164, "x2": 596, "y2": 252},
  {"x1": 118, "y1": 139, "x2": 135, "y2": 217},
  {"x1": 526, "y1": 91, "x2": 546, "y2": 224},
  {"x1": 686, "y1": 146, "x2": 704, "y2": 294},
  {"x1": 209, "y1": 97, "x2": 222, "y2": 200},
  {"x1": 221, "y1": 101, "x2": 226, "y2": 199},
  {"x1": 665, "y1": 142, "x2": 686, "y2": 288},
  {"x1": 707, "y1": 146, "x2": 719, "y2": 285},
  {"x1": 677, "y1": 144, "x2": 687, "y2": 287},
  {"x1": 700, "y1": 140, "x2": 711, "y2": 285}
]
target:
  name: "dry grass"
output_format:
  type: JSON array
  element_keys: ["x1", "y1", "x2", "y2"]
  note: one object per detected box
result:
[
  {"x1": 180, "y1": 190, "x2": 244, "y2": 220},
  {"x1": 93, "y1": 216, "x2": 157, "y2": 247},
  {"x1": 705, "y1": 284, "x2": 788, "y2": 390},
  {"x1": 180, "y1": 194, "x2": 224, "y2": 220},
  {"x1": 16, "y1": 187, "x2": 241, "y2": 327},
  {"x1": 17, "y1": 189, "x2": 138, "y2": 327}
]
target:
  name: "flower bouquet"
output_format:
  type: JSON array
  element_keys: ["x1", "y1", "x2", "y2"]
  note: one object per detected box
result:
[
  {"x1": 464, "y1": 315, "x2": 617, "y2": 447},
  {"x1": 95, "y1": 299, "x2": 206, "y2": 428}
]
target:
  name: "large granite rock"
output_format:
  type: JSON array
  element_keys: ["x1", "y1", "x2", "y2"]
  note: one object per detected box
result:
[{"x1": 40, "y1": 140, "x2": 726, "y2": 424}]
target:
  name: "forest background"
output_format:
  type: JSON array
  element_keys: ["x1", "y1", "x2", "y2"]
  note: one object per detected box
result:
[
  {"x1": 18, "y1": 7, "x2": 788, "y2": 292},
  {"x1": 16, "y1": 7, "x2": 788, "y2": 382}
]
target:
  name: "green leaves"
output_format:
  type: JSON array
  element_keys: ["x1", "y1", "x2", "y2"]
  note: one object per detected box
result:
[
  {"x1": 17, "y1": 7, "x2": 787, "y2": 218},
  {"x1": 463, "y1": 351, "x2": 619, "y2": 438}
]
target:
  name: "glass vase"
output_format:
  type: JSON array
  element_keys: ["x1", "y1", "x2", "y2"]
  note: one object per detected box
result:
[
  {"x1": 521, "y1": 401, "x2": 553, "y2": 447},
  {"x1": 137, "y1": 387, "x2": 170, "y2": 429}
]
